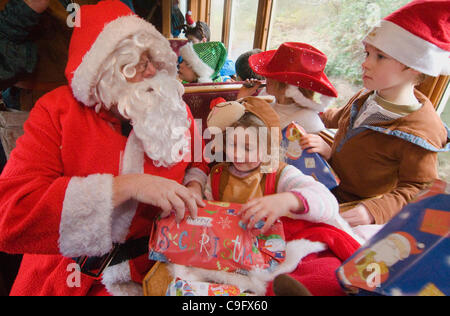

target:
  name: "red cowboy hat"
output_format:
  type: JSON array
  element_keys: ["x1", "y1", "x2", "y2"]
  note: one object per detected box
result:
[{"x1": 249, "y1": 42, "x2": 338, "y2": 97}]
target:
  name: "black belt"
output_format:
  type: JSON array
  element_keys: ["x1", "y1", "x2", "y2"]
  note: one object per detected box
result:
[{"x1": 74, "y1": 236, "x2": 150, "y2": 279}]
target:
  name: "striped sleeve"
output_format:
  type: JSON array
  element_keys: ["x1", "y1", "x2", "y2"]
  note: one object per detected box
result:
[{"x1": 276, "y1": 165, "x2": 339, "y2": 223}]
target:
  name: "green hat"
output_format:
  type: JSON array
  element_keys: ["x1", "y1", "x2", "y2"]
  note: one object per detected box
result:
[{"x1": 180, "y1": 41, "x2": 228, "y2": 82}]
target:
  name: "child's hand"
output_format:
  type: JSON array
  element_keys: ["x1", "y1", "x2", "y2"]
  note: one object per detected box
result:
[
  {"x1": 299, "y1": 134, "x2": 332, "y2": 160},
  {"x1": 239, "y1": 193, "x2": 302, "y2": 233},
  {"x1": 236, "y1": 79, "x2": 264, "y2": 99},
  {"x1": 341, "y1": 204, "x2": 375, "y2": 226}
]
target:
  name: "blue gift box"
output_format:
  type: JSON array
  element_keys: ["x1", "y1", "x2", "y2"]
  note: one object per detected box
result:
[
  {"x1": 282, "y1": 122, "x2": 339, "y2": 190},
  {"x1": 337, "y1": 181, "x2": 450, "y2": 296}
]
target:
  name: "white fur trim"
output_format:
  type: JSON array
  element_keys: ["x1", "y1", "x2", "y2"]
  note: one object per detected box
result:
[
  {"x1": 71, "y1": 15, "x2": 178, "y2": 106},
  {"x1": 443, "y1": 57, "x2": 450, "y2": 76},
  {"x1": 364, "y1": 20, "x2": 450, "y2": 77},
  {"x1": 248, "y1": 240, "x2": 327, "y2": 293},
  {"x1": 101, "y1": 132, "x2": 146, "y2": 294},
  {"x1": 167, "y1": 239, "x2": 327, "y2": 296},
  {"x1": 180, "y1": 42, "x2": 215, "y2": 82},
  {"x1": 102, "y1": 261, "x2": 143, "y2": 296},
  {"x1": 285, "y1": 85, "x2": 334, "y2": 112},
  {"x1": 59, "y1": 174, "x2": 114, "y2": 257}
]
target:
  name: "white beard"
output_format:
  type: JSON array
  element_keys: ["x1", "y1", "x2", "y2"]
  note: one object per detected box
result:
[{"x1": 116, "y1": 71, "x2": 191, "y2": 168}]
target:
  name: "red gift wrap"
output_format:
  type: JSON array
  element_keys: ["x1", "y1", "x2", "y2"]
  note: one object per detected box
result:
[{"x1": 149, "y1": 201, "x2": 286, "y2": 274}]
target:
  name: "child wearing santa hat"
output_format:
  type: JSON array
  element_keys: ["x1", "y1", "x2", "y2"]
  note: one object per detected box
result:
[
  {"x1": 244, "y1": 42, "x2": 339, "y2": 134},
  {"x1": 182, "y1": 11, "x2": 210, "y2": 43},
  {"x1": 299, "y1": 0, "x2": 450, "y2": 235},
  {"x1": 178, "y1": 41, "x2": 231, "y2": 83}
]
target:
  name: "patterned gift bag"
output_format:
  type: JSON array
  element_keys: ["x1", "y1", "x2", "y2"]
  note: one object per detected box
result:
[{"x1": 282, "y1": 122, "x2": 339, "y2": 190}]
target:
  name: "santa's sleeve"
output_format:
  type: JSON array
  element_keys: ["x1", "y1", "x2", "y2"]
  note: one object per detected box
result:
[
  {"x1": 182, "y1": 105, "x2": 209, "y2": 189},
  {"x1": 0, "y1": 100, "x2": 115, "y2": 258}
]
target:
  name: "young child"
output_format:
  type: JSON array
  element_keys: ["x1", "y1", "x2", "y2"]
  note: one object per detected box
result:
[
  {"x1": 178, "y1": 41, "x2": 231, "y2": 83},
  {"x1": 182, "y1": 16, "x2": 236, "y2": 80},
  {"x1": 201, "y1": 96, "x2": 362, "y2": 296},
  {"x1": 299, "y1": 0, "x2": 450, "y2": 233},
  {"x1": 183, "y1": 13, "x2": 211, "y2": 43},
  {"x1": 241, "y1": 42, "x2": 338, "y2": 134},
  {"x1": 235, "y1": 49, "x2": 264, "y2": 81}
]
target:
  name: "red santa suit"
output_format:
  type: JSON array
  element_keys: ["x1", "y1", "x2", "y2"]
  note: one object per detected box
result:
[{"x1": 0, "y1": 1, "x2": 209, "y2": 296}]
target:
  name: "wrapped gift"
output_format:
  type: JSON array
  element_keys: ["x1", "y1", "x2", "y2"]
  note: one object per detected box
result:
[
  {"x1": 165, "y1": 278, "x2": 255, "y2": 296},
  {"x1": 337, "y1": 181, "x2": 450, "y2": 296},
  {"x1": 282, "y1": 122, "x2": 339, "y2": 189},
  {"x1": 149, "y1": 201, "x2": 286, "y2": 274}
]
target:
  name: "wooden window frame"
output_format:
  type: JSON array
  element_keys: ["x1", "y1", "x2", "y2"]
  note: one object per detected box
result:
[
  {"x1": 192, "y1": 0, "x2": 273, "y2": 51},
  {"x1": 253, "y1": 0, "x2": 273, "y2": 50},
  {"x1": 418, "y1": 75, "x2": 450, "y2": 110},
  {"x1": 161, "y1": 0, "x2": 172, "y2": 38}
]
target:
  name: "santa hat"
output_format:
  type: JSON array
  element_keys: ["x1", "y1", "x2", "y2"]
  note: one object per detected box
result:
[
  {"x1": 249, "y1": 42, "x2": 338, "y2": 98},
  {"x1": 392, "y1": 231, "x2": 424, "y2": 255},
  {"x1": 65, "y1": 0, "x2": 178, "y2": 106},
  {"x1": 179, "y1": 42, "x2": 228, "y2": 83},
  {"x1": 363, "y1": 0, "x2": 450, "y2": 77},
  {"x1": 185, "y1": 11, "x2": 196, "y2": 28}
]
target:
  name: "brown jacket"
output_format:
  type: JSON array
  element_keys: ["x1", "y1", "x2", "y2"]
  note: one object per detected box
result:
[{"x1": 322, "y1": 89, "x2": 449, "y2": 224}]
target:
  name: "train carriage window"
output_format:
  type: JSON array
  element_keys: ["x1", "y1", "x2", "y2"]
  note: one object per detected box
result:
[
  {"x1": 438, "y1": 84, "x2": 450, "y2": 182},
  {"x1": 227, "y1": 0, "x2": 259, "y2": 61},
  {"x1": 266, "y1": 0, "x2": 410, "y2": 108},
  {"x1": 210, "y1": 0, "x2": 225, "y2": 42}
]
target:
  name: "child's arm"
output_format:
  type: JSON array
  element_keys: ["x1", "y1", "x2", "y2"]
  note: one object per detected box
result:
[
  {"x1": 299, "y1": 133, "x2": 332, "y2": 160},
  {"x1": 239, "y1": 165, "x2": 340, "y2": 233},
  {"x1": 351, "y1": 144, "x2": 438, "y2": 224},
  {"x1": 320, "y1": 90, "x2": 364, "y2": 129},
  {"x1": 341, "y1": 204, "x2": 375, "y2": 226},
  {"x1": 203, "y1": 174, "x2": 214, "y2": 201},
  {"x1": 276, "y1": 165, "x2": 339, "y2": 223}
]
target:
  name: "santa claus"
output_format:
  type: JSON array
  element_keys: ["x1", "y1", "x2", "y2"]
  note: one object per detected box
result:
[{"x1": 0, "y1": 0, "x2": 209, "y2": 296}]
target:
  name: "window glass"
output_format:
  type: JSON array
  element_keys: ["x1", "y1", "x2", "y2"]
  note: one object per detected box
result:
[
  {"x1": 267, "y1": 0, "x2": 410, "y2": 107},
  {"x1": 227, "y1": 0, "x2": 259, "y2": 61},
  {"x1": 171, "y1": 0, "x2": 187, "y2": 38},
  {"x1": 438, "y1": 91, "x2": 450, "y2": 181},
  {"x1": 210, "y1": 0, "x2": 225, "y2": 42}
]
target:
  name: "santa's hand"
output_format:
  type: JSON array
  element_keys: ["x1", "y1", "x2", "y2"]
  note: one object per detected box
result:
[
  {"x1": 341, "y1": 204, "x2": 375, "y2": 226},
  {"x1": 299, "y1": 134, "x2": 332, "y2": 160},
  {"x1": 114, "y1": 174, "x2": 201, "y2": 223}
]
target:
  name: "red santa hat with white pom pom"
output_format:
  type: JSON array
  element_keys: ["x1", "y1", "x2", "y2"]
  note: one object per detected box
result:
[
  {"x1": 185, "y1": 11, "x2": 196, "y2": 28},
  {"x1": 363, "y1": 0, "x2": 450, "y2": 77}
]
